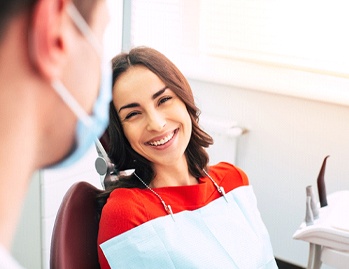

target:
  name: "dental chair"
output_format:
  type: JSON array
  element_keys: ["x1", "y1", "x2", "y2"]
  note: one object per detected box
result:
[
  {"x1": 50, "y1": 181, "x2": 103, "y2": 269},
  {"x1": 50, "y1": 130, "x2": 123, "y2": 269},
  {"x1": 50, "y1": 132, "x2": 113, "y2": 269}
]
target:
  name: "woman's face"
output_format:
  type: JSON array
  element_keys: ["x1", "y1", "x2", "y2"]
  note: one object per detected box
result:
[{"x1": 113, "y1": 65, "x2": 192, "y2": 168}]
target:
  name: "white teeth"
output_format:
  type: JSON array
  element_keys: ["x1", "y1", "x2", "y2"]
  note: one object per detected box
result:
[{"x1": 149, "y1": 131, "x2": 174, "y2": 146}]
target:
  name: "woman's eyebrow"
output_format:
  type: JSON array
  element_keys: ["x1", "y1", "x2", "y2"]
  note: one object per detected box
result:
[
  {"x1": 152, "y1": 86, "x2": 168, "y2": 100},
  {"x1": 119, "y1": 86, "x2": 168, "y2": 113},
  {"x1": 118, "y1": 102, "x2": 139, "y2": 113}
]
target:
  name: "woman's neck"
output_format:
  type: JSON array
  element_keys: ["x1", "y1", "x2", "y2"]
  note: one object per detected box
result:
[{"x1": 151, "y1": 159, "x2": 197, "y2": 188}]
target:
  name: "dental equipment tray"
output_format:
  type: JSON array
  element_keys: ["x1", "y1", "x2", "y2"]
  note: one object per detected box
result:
[{"x1": 293, "y1": 190, "x2": 349, "y2": 251}]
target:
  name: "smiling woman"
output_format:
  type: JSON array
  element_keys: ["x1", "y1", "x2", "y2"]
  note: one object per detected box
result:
[
  {"x1": 113, "y1": 65, "x2": 192, "y2": 179},
  {"x1": 96, "y1": 47, "x2": 278, "y2": 269}
]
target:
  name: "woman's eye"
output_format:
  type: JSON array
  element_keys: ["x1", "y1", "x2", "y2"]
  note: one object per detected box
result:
[
  {"x1": 158, "y1": 96, "x2": 172, "y2": 105},
  {"x1": 124, "y1": 111, "x2": 140, "y2": 120}
]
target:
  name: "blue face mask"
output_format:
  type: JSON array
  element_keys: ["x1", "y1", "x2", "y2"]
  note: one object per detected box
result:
[{"x1": 48, "y1": 3, "x2": 112, "y2": 169}]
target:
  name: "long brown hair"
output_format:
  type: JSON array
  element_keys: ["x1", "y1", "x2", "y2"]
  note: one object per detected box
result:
[{"x1": 98, "y1": 47, "x2": 213, "y2": 209}]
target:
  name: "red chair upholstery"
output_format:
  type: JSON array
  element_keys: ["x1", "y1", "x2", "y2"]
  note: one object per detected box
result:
[{"x1": 50, "y1": 181, "x2": 103, "y2": 269}]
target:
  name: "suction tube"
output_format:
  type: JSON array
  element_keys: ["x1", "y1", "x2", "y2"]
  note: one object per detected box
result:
[{"x1": 317, "y1": 155, "x2": 330, "y2": 207}]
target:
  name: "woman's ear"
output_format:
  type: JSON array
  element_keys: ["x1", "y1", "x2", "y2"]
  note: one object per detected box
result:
[{"x1": 30, "y1": 0, "x2": 69, "y2": 80}]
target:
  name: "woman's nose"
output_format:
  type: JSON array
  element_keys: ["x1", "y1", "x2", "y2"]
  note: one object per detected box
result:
[{"x1": 146, "y1": 111, "x2": 166, "y2": 132}]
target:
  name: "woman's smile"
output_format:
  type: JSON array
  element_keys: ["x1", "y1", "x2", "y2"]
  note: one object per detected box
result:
[{"x1": 146, "y1": 128, "x2": 178, "y2": 148}]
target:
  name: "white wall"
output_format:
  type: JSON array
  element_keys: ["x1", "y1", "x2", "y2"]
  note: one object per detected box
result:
[
  {"x1": 11, "y1": 173, "x2": 42, "y2": 269},
  {"x1": 190, "y1": 78, "x2": 349, "y2": 267}
]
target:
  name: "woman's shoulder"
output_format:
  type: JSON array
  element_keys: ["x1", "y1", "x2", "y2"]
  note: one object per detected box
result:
[
  {"x1": 100, "y1": 190, "x2": 129, "y2": 223},
  {"x1": 209, "y1": 162, "x2": 249, "y2": 186},
  {"x1": 98, "y1": 187, "x2": 150, "y2": 243},
  {"x1": 103, "y1": 187, "x2": 147, "y2": 217}
]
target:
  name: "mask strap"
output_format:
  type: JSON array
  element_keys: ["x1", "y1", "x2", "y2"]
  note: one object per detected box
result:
[
  {"x1": 51, "y1": 79, "x2": 92, "y2": 127},
  {"x1": 66, "y1": 3, "x2": 102, "y2": 55},
  {"x1": 53, "y1": 3, "x2": 103, "y2": 128}
]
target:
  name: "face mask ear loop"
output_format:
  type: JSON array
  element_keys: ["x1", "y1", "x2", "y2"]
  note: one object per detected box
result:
[
  {"x1": 52, "y1": 3, "x2": 103, "y2": 129},
  {"x1": 51, "y1": 79, "x2": 92, "y2": 127},
  {"x1": 66, "y1": 3, "x2": 102, "y2": 55}
]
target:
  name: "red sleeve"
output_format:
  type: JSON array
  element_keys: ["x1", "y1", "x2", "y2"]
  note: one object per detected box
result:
[
  {"x1": 235, "y1": 166, "x2": 249, "y2": 186},
  {"x1": 209, "y1": 162, "x2": 249, "y2": 193}
]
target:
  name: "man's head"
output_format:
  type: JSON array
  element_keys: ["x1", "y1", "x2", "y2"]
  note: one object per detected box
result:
[
  {"x1": 0, "y1": 0, "x2": 111, "y2": 169},
  {"x1": 0, "y1": 0, "x2": 98, "y2": 42}
]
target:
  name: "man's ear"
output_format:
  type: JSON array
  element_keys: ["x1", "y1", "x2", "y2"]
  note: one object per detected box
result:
[{"x1": 30, "y1": 0, "x2": 69, "y2": 80}]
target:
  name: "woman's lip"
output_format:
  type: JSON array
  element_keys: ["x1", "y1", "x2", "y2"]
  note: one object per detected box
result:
[{"x1": 146, "y1": 129, "x2": 178, "y2": 146}]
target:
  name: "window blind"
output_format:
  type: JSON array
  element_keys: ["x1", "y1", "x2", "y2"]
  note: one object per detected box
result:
[{"x1": 126, "y1": 0, "x2": 349, "y2": 105}]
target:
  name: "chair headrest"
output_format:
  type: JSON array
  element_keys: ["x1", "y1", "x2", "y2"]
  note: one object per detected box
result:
[{"x1": 50, "y1": 181, "x2": 103, "y2": 269}]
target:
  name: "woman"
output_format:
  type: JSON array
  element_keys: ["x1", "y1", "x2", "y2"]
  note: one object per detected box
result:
[{"x1": 97, "y1": 47, "x2": 277, "y2": 268}]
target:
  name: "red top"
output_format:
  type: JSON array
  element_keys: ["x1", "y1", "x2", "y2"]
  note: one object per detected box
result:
[{"x1": 97, "y1": 162, "x2": 249, "y2": 269}]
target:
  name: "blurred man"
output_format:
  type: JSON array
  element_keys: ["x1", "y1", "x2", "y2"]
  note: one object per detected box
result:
[{"x1": 0, "y1": 0, "x2": 112, "y2": 267}]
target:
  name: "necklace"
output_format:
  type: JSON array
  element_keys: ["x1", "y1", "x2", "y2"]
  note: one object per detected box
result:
[{"x1": 134, "y1": 169, "x2": 228, "y2": 221}]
